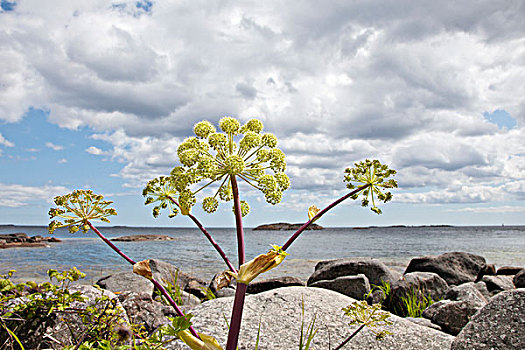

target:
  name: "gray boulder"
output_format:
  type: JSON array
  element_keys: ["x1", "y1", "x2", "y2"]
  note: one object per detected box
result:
[
  {"x1": 119, "y1": 291, "x2": 179, "y2": 334},
  {"x1": 388, "y1": 272, "x2": 448, "y2": 316},
  {"x1": 96, "y1": 260, "x2": 207, "y2": 299},
  {"x1": 481, "y1": 275, "x2": 515, "y2": 294},
  {"x1": 247, "y1": 276, "x2": 304, "y2": 294},
  {"x1": 406, "y1": 317, "x2": 442, "y2": 331},
  {"x1": 310, "y1": 274, "x2": 371, "y2": 300},
  {"x1": 166, "y1": 286, "x2": 454, "y2": 350},
  {"x1": 497, "y1": 266, "x2": 523, "y2": 275},
  {"x1": 308, "y1": 258, "x2": 396, "y2": 286},
  {"x1": 149, "y1": 259, "x2": 208, "y2": 298},
  {"x1": 452, "y1": 288, "x2": 525, "y2": 349},
  {"x1": 446, "y1": 282, "x2": 488, "y2": 308},
  {"x1": 97, "y1": 271, "x2": 154, "y2": 295},
  {"x1": 513, "y1": 269, "x2": 525, "y2": 288},
  {"x1": 405, "y1": 252, "x2": 486, "y2": 286},
  {"x1": 422, "y1": 299, "x2": 481, "y2": 335}
]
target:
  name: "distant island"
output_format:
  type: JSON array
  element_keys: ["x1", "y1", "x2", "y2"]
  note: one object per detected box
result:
[{"x1": 253, "y1": 222, "x2": 324, "y2": 231}]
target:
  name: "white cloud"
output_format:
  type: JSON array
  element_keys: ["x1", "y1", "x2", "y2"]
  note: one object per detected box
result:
[
  {"x1": 0, "y1": 133, "x2": 14, "y2": 147},
  {"x1": 85, "y1": 146, "x2": 105, "y2": 155},
  {"x1": 0, "y1": 183, "x2": 69, "y2": 207},
  {"x1": 45, "y1": 142, "x2": 64, "y2": 151},
  {"x1": 1, "y1": 1, "x2": 524, "y2": 210},
  {"x1": 448, "y1": 206, "x2": 525, "y2": 213}
]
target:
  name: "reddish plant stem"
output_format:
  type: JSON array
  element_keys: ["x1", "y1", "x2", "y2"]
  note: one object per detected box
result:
[
  {"x1": 87, "y1": 221, "x2": 136, "y2": 265},
  {"x1": 225, "y1": 283, "x2": 248, "y2": 350},
  {"x1": 150, "y1": 279, "x2": 200, "y2": 338},
  {"x1": 224, "y1": 175, "x2": 248, "y2": 350},
  {"x1": 87, "y1": 221, "x2": 200, "y2": 339},
  {"x1": 230, "y1": 176, "x2": 245, "y2": 266},
  {"x1": 281, "y1": 184, "x2": 370, "y2": 251},
  {"x1": 168, "y1": 196, "x2": 237, "y2": 274},
  {"x1": 334, "y1": 324, "x2": 366, "y2": 350}
]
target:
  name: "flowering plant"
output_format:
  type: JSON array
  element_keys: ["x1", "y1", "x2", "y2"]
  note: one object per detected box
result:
[{"x1": 48, "y1": 116, "x2": 397, "y2": 349}]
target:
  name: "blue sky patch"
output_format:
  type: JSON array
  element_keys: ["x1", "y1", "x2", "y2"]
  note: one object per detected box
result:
[
  {"x1": 1, "y1": 0, "x2": 16, "y2": 11},
  {"x1": 483, "y1": 109, "x2": 517, "y2": 129},
  {"x1": 0, "y1": 108, "x2": 122, "y2": 190},
  {"x1": 136, "y1": 0, "x2": 153, "y2": 13}
]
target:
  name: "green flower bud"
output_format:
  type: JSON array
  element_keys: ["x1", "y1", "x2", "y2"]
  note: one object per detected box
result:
[
  {"x1": 258, "y1": 174, "x2": 277, "y2": 191},
  {"x1": 262, "y1": 133, "x2": 277, "y2": 148},
  {"x1": 274, "y1": 172, "x2": 290, "y2": 191},
  {"x1": 168, "y1": 207, "x2": 179, "y2": 218},
  {"x1": 224, "y1": 155, "x2": 245, "y2": 175},
  {"x1": 243, "y1": 119, "x2": 264, "y2": 133},
  {"x1": 232, "y1": 200, "x2": 250, "y2": 217},
  {"x1": 193, "y1": 121, "x2": 216, "y2": 139},
  {"x1": 270, "y1": 148, "x2": 286, "y2": 172},
  {"x1": 219, "y1": 116, "x2": 240, "y2": 134},
  {"x1": 177, "y1": 137, "x2": 200, "y2": 154},
  {"x1": 219, "y1": 183, "x2": 233, "y2": 201},
  {"x1": 179, "y1": 190, "x2": 196, "y2": 215},
  {"x1": 203, "y1": 197, "x2": 219, "y2": 213},
  {"x1": 265, "y1": 190, "x2": 282, "y2": 205},
  {"x1": 208, "y1": 133, "x2": 227, "y2": 151},
  {"x1": 239, "y1": 132, "x2": 261, "y2": 151},
  {"x1": 256, "y1": 149, "x2": 270, "y2": 162},
  {"x1": 179, "y1": 149, "x2": 200, "y2": 167}
]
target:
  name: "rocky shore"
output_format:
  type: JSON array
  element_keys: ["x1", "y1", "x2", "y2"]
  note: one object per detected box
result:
[
  {"x1": 0, "y1": 232, "x2": 61, "y2": 248},
  {"x1": 7, "y1": 251, "x2": 525, "y2": 349}
]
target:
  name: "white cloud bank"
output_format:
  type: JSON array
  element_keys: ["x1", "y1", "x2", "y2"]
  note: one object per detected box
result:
[
  {"x1": 0, "y1": 183, "x2": 69, "y2": 207},
  {"x1": 0, "y1": 0, "x2": 524, "y2": 210}
]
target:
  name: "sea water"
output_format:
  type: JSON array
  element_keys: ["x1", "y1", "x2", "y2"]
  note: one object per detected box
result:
[{"x1": 0, "y1": 225, "x2": 524, "y2": 284}]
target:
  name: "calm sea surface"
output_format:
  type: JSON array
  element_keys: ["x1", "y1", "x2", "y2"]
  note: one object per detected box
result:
[{"x1": 1, "y1": 225, "x2": 524, "y2": 285}]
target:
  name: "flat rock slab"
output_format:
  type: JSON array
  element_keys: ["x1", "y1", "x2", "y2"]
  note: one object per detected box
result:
[
  {"x1": 167, "y1": 286, "x2": 453, "y2": 350},
  {"x1": 452, "y1": 288, "x2": 525, "y2": 350},
  {"x1": 0, "y1": 232, "x2": 61, "y2": 248}
]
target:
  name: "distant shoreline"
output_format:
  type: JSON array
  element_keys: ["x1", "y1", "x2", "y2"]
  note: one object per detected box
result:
[{"x1": 1, "y1": 223, "x2": 523, "y2": 229}]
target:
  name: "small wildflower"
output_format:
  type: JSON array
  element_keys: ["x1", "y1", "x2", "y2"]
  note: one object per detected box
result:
[
  {"x1": 143, "y1": 117, "x2": 289, "y2": 219},
  {"x1": 344, "y1": 159, "x2": 397, "y2": 215},
  {"x1": 342, "y1": 301, "x2": 392, "y2": 339},
  {"x1": 48, "y1": 190, "x2": 117, "y2": 234}
]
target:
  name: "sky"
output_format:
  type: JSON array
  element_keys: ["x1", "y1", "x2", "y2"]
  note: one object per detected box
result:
[{"x1": 0, "y1": 0, "x2": 524, "y2": 228}]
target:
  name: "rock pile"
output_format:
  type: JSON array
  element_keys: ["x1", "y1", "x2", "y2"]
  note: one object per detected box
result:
[
  {"x1": 6, "y1": 254, "x2": 523, "y2": 349},
  {"x1": 305, "y1": 252, "x2": 524, "y2": 342}
]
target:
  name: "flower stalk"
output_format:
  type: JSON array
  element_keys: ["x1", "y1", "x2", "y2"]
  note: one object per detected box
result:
[
  {"x1": 282, "y1": 184, "x2": 370, "y2": 251},
  {"x1": 230, "y1": 176, "x2": 245, "y2": 267},
  {"x1": 168, "y1": 195, "x2": 237, "y2": 273},
  {"x1": 225, "y1": 283, "x2": 248, "y2": 350}
]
